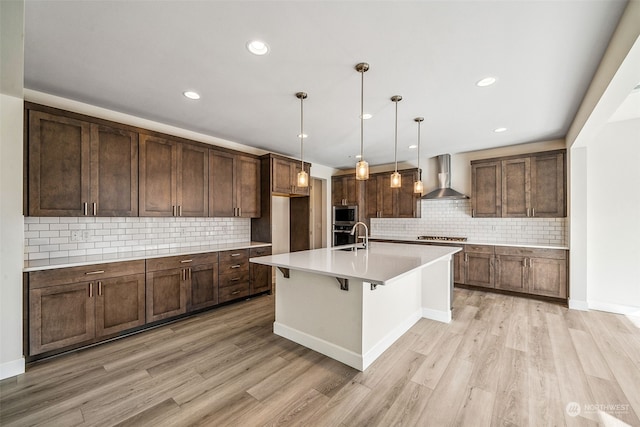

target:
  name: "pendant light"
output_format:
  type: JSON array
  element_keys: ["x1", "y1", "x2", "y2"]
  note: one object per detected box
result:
[
  {"x1": 414, "y1": 117, "x2": 425, "y2": 194},
  {"x1": 355, "y1": 62, "x2": 370, "y2": 180},
  {"x1": 390, "y1": 95, "x2": 402, "y2": 188},
  {"x1": 296, "y1": 92, "x2": 309, "y2": 188}
]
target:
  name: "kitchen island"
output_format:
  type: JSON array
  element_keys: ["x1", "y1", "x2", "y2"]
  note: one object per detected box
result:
[{"x1": 250, "y1": 242, "x2": 461, "y2": 370}]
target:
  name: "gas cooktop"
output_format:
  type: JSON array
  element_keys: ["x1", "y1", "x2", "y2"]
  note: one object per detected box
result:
[{"x1": 417, "y1": 236, "x2": 468, "y2": 242}]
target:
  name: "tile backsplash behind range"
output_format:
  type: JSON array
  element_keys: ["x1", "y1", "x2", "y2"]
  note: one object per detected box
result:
[
  {"x1": 24, "y1": 217, "x2": 251, "y2": 260},
  {"x1": 371, "y1": 199, "x2": 567, "y2": 246}
]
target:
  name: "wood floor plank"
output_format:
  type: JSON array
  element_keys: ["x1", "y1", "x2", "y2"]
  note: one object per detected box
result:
[{"x1": 3, "y1": 289, "x2": 640, "y2": 427}]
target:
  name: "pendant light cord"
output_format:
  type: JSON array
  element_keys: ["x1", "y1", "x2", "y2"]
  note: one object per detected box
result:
[
  {"x1": 360, "y1": 69, "x2": 364, "y2": 158},
  {"x1": 417, "y1": 119, "x2": 421, "y2": 180},
  {"x1": 300, "y1": 95, "x2": 304, "y2": 169},
  {"x1": 394, "y1": 99, "x2": 398, "y2": 172}
]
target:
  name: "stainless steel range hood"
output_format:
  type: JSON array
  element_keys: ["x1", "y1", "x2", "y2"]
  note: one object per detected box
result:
[{"x1": 422, "y1": 154, "x2": 469, "y2": 200}]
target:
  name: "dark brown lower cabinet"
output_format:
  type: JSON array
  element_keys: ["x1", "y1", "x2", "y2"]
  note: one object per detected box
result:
[
  {"x1": 188, "y1": 257, "x2": 219, "y2": 312},
  {"x1": 145, "y1": 268, "x2": 187, "y2": 322},
  {"x1": 464, "y1": 245, "x2": 495, "y2": 288},
  {"x1": 27, "y1": 260, "x2": 145, "y2": 356},
  {"x1": 495, "y1": 246, "x2": 567, "y2": 298},
  {"x1": 250, "y1": 246, "x2": 272, "y2": 294}
]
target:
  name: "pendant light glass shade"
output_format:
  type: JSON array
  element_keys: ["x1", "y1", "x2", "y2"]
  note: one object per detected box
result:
[
  {"x1": 355, "y1": 63, "x2": 370, "y2": 181},
  {"x1": 414, "y1": 117, "x2": 424, "y2": 194},
  {"x1": 296, "y1": 92, "x2": 309, "y2": 188},
  {"x1": 390, "y1": 95, "x2": 402, "y2": 188}
]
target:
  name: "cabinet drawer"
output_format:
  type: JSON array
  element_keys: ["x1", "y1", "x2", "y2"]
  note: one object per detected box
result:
[
  {"x1": 219, "y1": 282, "x2": 250, "y2": 302},
  {"x1": 464, "y1": 245, "x2": 494, "y2": 254},
  {"x1": 495, "y1": 246, "x2": 566, "y2": 260},
  {"x1": 146, "y1": 253, "x2": 217, "y2": 272},
  {"x1": 219, "y1": 259, "x2": 249, "y2": 274},
  {"x1": 219, "y1": 271, "x2": 250, "y2": 288},
  {"x1": 29, "y1": 260, "x2": 145, "y2": 289},
  {"x1": 219, "y1": 249, "x2": 249, "y2": 264},
  {"x1": 250, "y1": 246, "x2": 272, "y2": 258}
]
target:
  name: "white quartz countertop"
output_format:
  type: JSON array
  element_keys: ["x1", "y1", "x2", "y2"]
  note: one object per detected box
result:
[
  {"x1": 369, "y1": 235, "x2": 569, "y2": 250},
  {"x1": 24, "y1": 241, "x2": 272, "y2": 272},
  {"x1": 250, "y1": 242, "x2": 461, "y2": 285}
]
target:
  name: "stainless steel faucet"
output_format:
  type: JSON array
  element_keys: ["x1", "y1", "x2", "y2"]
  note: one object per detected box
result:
[{"x1": 350, "y1": 222, "x2": 369, "y2": 249}]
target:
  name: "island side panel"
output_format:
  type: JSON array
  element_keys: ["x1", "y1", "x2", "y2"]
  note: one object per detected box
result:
[
  {"x1": 420, "y1": 256, "x2": 453, "y2": 323},
  {"x1": 273, "y1": 269, "x2": 365, "y2": 369},
  {"x1": 361, "y1": 269, "x2": 422, "y2": 370}
]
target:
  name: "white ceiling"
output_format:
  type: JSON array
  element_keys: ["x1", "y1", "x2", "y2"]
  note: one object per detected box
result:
[{"x1": 24, "y1": 0, "x2": 628, "y2": 169}]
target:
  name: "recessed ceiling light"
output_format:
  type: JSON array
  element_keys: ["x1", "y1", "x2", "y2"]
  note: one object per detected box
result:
[
  {"x1": 408, "y1": 144, "x2": 418, "y2": 149},
  {"x1": 297, "y1": 133, "x2": 308, "y2": 139},
  {"x1": 361, "y1": 113, "x2": 372, "y2": 120},
  {"x1": 494, "y1": 127, "x2": 507, "y2": 133},
  {"x1": 247, "y1": 40, "x2": 269, "y2": 55},
  {"x1": 476, "y1": 77, "x2": 497, "y2": 87},
  {"x1": 183, "y1": 91, "x2": 200, "y2": 100}
]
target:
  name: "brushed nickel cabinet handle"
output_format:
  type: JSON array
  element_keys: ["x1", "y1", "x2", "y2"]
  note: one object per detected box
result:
[
  {"x1": 85, "y1": 270, "x2": 105, "y2": 275},
  {"x1": 89, "y1": 283, "x2": 93, "y2": 298},
  {"x1": 230, "y1": 278, "x2": 240, "y2": 282},
  {"x1": 464, "y1": 253, "x2": 469, "y2": 262},
  {"x1": 230, "y1": 253, "x2": 241, "y2": 257},
  {"x1": 180, "y1": 259, "x2": 193, "y2": 263},
  {"x1": 179, "y1": 205, "x2": 182, "y2": 216},
  {"x1": 188, "y1": 268, "x2": 191, "y2": 279},
  {"x1": 83, "y1": 202, "x2": 88, "y2": 216},
  {"x1": 172, "y1": 205, "x2": 176, "y2": 216},
  {"x1": 231, "y1": 290, "x2": 241, "y2": 295},
  {"x1": 532, "y1": 208, "x2": 536, "y2": 217},
  {"x1": 239, "y1": 208, "x2": 241, "y2": 217},
  {"x1": 93, "y1": 202, "x2": 97, "y2": 216},
  {"x1": 472, "y1": 209, "x2": 475, "y2": 217},
  {"x1": 98, "y1": 281, "x2": 102, "y2": 296},
  {"x1": 230, "y1": 265, "x2": 241, "y2": 269}
]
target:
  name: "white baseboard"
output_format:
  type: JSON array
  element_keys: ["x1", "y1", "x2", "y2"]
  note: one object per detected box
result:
[
  {"x1": 361, "y1": 310, "x2": 421, "y2": 370},
  {"x1": 422, "y1": 307, "x2": 452, "y2": 323},
  {"x1": 0, "y1": 357, "x2": 25, "y2": 380},
  {"x1": 274, "y1": 322, "x2": 364, "y2": 370},
  {"x1": 588, "y1": 300, "x2": 640, "y2": 316},
  {"x1": 569, "y1": 299, "x2": 589, "y2": 311}
]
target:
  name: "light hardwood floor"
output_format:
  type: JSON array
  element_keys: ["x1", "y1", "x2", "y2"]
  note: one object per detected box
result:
[{"x1": 1, "y1": 288, "x2": 639, "y2": 426}]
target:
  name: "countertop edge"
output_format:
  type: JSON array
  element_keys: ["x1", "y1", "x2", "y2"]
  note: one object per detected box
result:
[
  {"x1": 24, "y1": 241, "x2": 272, "y2": 272},
  {"x1": 369, "y1": 236, "x2": 569, "y2": 250}
]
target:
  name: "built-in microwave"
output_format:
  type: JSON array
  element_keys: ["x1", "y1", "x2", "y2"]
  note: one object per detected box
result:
[{"x1": 333, "y1": 205, "x2": 358, "y2": 225}]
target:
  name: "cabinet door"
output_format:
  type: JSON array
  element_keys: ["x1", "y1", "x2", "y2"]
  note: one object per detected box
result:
[
  {"x1": 531, "y1": 152, "x2": 565, "y2": 217},
  {"x1": 90, "y1": 124, "x2": 138, "y2": 217},
  {"x1": 465, "y1": 253, "x2": 494, "y2": 288},
  {"x1": 209, "y1": 150, "x2": 236, "y2": 217},
  {"x1": 344, "y1": 176, "x2": 359, "y2": 206},
  {"x1": 377, "y1": 175, "x2": 395, "y2": 218},
  {"x1": 146, "y1": 268, "x2": 187, "y2": 322},
  {"x1": 364, "y1": 177, "x2": 380, "y2": 219},
  {"x1": 332, "y1": 176, "x2": 345, "y2": 206},
  {"x1": 502, "y1": 158, "x2": 530, "y2": 217},
  {"x1": 529, "y1": 257, "x2": 567, "y2": 298},
  {"x1": 272, "y1": 158, "x2": 294, "y2": 194},
  {"x1": 453, "y1": 251, "x2": 465, "y2": 284},
  {"x1": 95, "y1": 273, "x2": 145, "y2": 337},
  {"x1": 396, "y1": 170, "x2": 420, "y2": 218},
  {"x1": 178, "y1": 144, "x2": 209, "y2": 217},
  {"x1": 29, "y1": 282, "x2": 95, "y2": 355},
  {"x1": 495, "y1": 255, "x2": 528, "y2": 292},
  {"x1": 250, "y1": 246, "x2": 272, "y2": 294},
  {"x1": 188, "y1": 262, "x2": 219, "y2": 311},
  {"x1": 237, "y1": 155, "x2": 261, "y2": 217},
  {"x1": 471, "y1": 161, "x2": 501, "y2": 218},
  {"x1": 139, "y1": 134, "x2": 178, "y2": 217},
  {"x1": 28, "y1": 111, "x2": 91, "y2": 216}
]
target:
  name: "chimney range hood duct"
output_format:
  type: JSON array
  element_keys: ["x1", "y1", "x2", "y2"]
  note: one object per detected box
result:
[{"x1": 422, "y1": 154, "x2": 469, "y2": 200}]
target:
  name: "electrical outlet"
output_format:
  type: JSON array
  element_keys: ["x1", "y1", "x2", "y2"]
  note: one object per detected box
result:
[
  {"x1": 82, "y1": 230, "x2": 90, "y2": 241},
  {"x1": 71, "y1": 231, "x2": 80, "y2": 242}
]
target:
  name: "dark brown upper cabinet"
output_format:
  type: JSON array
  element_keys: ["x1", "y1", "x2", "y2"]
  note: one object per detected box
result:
[
  {"x1": 271, "y1": 156, "x2": 311, "y2": 197},
  {"x1": 332, "y1": 175, "x2": 360, "y2": 207},
  {"x1": 28, "y1": 110, "x2": 138, "y2": 217},
  {"x1": 209, "y1": 149, "x2": 260, "y2": 218},
  {"x1": 139, "y1": 134, "x2": 208, "y2": 217},
  {"x1": 471, "y1": 149, "x2": 566, "y2": 218},
  {"x1": 363, "y1": 169, "x2": 420, "y2": 219}
]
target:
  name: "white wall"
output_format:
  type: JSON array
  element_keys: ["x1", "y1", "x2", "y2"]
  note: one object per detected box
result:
[
  {"x1": 586, "y1": 119, "x2": 640, "y2": 312},
  {"x1": 0, "y1": 0, "x2": 26, "y2": 379}
]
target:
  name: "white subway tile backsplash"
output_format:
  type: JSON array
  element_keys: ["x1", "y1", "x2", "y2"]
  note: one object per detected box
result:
[
  {"x1": 25, "y1": 216, "x2": 252, "y2": 260},
  {"x1": 371, "y1": 199, "x2": 566, "y2": 247}
]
